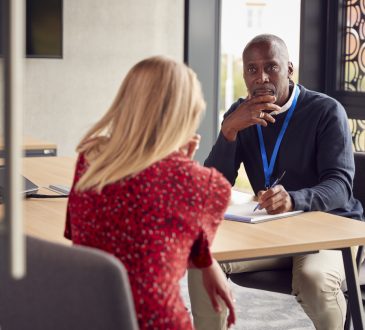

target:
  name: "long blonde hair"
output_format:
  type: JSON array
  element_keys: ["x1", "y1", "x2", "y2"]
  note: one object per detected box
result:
[{"x1": 75, "y1": 56, "x2": 206, "y2": 192}]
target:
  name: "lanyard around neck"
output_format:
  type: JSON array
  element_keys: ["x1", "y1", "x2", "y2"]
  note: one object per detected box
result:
[{"x1": 256, "y1": 85, "x2": 300, "y2": 188}]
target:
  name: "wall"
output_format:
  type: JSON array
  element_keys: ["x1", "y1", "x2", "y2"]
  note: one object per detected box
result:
[
  {"x1": 0, "y1": 60, "x2": 3, "y2": 134},
  {"x1": 24, "y1": 0, "x2": 184, "y2": 156}
]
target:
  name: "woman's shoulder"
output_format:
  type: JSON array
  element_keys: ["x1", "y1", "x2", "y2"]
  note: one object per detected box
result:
[
  {"x1": 75, "y1": 153, "x2": 89, "y2": 176},
  {"x1": 161, "y1": 152, "x2": 231, "y2": 191}
]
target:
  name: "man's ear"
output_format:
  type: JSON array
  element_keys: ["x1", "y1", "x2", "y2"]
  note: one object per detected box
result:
[{"x1": 288, "y1": 61, "x2": 294, "y2": 78}]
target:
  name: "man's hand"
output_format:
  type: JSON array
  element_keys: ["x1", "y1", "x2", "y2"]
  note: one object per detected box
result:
[
  {"x1": 201, "y1": 259, "x2": 236, "y2": 328},
  {"x1": 221, "y1": 95, "x2": 280, "y2": 141},
  {"x1": 179, "y1": 134, "x2": 201, "y2": 159},
  {"x1": 257, "y1": 185, "x2": 293, "y2": 214}
]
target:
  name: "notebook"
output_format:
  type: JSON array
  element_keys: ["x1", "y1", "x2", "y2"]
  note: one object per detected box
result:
[
  {"x1": 48, "y1": 184, "x2": 70, "y2": 195},
  {"x1": 225, "y1": 190, "x2": 303, "y2": 224}
]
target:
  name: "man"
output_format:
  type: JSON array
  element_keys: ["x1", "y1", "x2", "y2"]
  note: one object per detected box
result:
[{"x1": 188, "y1": 34, "x2": 364, "y2": 330}]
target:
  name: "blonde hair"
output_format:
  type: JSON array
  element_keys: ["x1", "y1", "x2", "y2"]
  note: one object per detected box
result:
[{"x1": 75, "y1": 56, "x2": 206, "y2": 192}]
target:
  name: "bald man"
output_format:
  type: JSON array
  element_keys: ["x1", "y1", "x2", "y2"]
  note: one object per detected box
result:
[{"x1": 188, "y1": 34, "x2": 363, "y2": 330}]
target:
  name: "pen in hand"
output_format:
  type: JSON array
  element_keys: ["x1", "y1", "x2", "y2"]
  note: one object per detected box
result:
[{"x1": 253, "y1": 170, "x2": 286, "y2": 212}]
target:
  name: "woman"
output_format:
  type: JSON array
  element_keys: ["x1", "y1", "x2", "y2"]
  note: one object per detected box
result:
[{"x1": 64, "y1": 56, "x2": 235, "y2": 329}]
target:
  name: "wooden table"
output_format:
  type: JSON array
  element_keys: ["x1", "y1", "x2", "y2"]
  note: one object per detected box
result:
[
  {"x1": 212, "y1": 213, "x2": 365, "y2": 329},
  {"x1": 212, "y1": 212, "x2": 365, "y2": 261},
  {"x1": 22, "y1": 157, "x2": 365, "y2": 329},
  {"x1": 0, "y1": 136, "x2": 57, "y2": 157},
  {"x1": 22, "y1": 157, "x2": 74, "y2": 244}
]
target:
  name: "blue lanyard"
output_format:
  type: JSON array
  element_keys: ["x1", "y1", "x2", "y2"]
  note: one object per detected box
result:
[{"x1": 256, "y1": 85, "x2": 300, "y2": 188}]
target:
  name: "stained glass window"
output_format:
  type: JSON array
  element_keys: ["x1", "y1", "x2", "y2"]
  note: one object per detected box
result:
[
  {"x1": 342, "y1": 0, "x2": 365, "y2": 91},
  {"x1": 349, "y1": 119, "x2": 365, "y2": 151},
  {"x1": 342, "y1": 0, "x2": 365, "y2": 151}
]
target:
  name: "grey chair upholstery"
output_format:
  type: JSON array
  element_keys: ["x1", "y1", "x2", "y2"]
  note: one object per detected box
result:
[
  {"x1": 354, "y1": 152, "x2": 365, "y2": 218},
  {"x1": 354, "y1": 152, "x2": 365, "y2": 301},
  {"x1": 229, "y1": 152, "x2": 365, "y2": 324},
  {"x1": 0, "y1": 236, "x2": 139, "y2": 330}
]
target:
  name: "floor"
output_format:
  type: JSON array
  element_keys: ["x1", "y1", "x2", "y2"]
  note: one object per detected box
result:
[{"x1": 180, "y1": 274, "x2": 315, "y2": 330}]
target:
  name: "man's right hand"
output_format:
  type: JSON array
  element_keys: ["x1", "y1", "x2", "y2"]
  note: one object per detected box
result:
[{"x1": 221, "y1": 95, "x2": 280, "y2": 141}]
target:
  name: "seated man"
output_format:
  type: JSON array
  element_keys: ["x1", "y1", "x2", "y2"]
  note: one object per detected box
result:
[{"x1": 188, "y1": 34, "x2": 364, "y2": 330}]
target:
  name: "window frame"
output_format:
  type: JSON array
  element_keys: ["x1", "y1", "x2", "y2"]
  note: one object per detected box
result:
[{"x1": 325, "y1": 0, "x2": 365, "y2": 120}]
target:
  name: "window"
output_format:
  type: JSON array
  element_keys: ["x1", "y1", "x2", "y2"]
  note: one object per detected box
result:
[
  {"x1": 220, "y1": 0, "x2": 301, "y2": 118},
  {"x1": 341, "y1": 1, "x2": 365, "y2": 92},
  {"x1": 26, "y1": 0, "x2": 63, "y2": 58},
  {"x1": 342, "y1": 1, "x2": 365, "y2": 151},
  {"x1": 220, "y1": 0, "x2": 301, "y2": 191},
  {"x1": 0, "y1": 0, "x2": 63, "y2": 58},
  {"x1": 324, "y1": 0, "x2": 365, "y2": 151}
]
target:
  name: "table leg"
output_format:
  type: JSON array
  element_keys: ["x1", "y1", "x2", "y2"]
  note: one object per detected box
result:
[{"x1": 342, "y1": 247, "x2": 364, "y2": 330}]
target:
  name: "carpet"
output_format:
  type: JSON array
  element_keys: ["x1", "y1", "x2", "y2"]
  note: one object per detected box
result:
[{"x1": 180, "y1": 275, "x2": 315, "y2": 330}]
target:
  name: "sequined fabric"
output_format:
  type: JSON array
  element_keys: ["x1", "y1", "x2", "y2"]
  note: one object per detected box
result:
[{"x1": 65, "y1": 151, "x2": 230, "y2": 330}]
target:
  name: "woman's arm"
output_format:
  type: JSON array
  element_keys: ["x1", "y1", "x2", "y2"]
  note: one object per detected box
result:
[{"x1": 200, "y1": 259, "x2": 236, "y2": 328}]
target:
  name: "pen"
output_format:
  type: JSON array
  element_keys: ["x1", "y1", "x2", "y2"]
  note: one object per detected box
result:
[{"x1": 253, "y1": 170, "x2": 286, "y2": 212}]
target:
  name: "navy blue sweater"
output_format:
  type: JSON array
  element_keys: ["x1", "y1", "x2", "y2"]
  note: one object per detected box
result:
[{"x1": 205, "y1": 85, "x2": 364, "y2": 220}]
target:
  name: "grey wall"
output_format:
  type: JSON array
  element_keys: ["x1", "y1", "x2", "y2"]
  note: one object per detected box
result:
[
  {"x1": 24, "y1": 0, "x2": 184, "y2": 156},
  {"x1": 185, "y1": 0, "x2": 220, "y2": 164},
  {"x1": 0, "y1": 60, "x2": 3, "y2": 134}
]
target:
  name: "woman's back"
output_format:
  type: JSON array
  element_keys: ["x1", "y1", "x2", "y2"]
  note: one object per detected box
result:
[{"x1": 65, "y1": 151, "x2": 230, "y2": 329}]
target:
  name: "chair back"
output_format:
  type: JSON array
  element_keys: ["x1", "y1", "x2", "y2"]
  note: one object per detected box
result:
[
  {"x1": 354, "y1": 152, "x2": 365, "y2": 216},
  {"x1": 0, "y1": 236, "x2": 139, "y2": 330}
]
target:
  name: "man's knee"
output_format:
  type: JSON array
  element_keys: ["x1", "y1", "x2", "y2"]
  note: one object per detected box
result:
[
  {"x1": 187, "y1": 269, "x2": 228, "y2": 330},
  {"x1": 219, "y1": 262, "x2": 232, "y2": 274},
  {"x1": 293, "y1": 267, "x2": 342, "y2": 302},
  {"x1": 187, "y1": 268, "x2": 228, "y2": 309},
  {"x1": 292, "y1": 266, "x2": 346, "y2": 329}
]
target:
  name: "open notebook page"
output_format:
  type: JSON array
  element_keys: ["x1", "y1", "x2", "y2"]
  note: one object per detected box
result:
[{"x1": 225, "y1": 190, "x2": 302, "y2": 224}]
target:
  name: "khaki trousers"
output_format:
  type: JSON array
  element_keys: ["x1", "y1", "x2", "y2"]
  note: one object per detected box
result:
[{"x1": 188, "y1": 249, "x2": 357, "y2": 330}]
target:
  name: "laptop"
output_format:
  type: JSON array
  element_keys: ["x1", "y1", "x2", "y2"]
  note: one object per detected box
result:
[{"x1": 0, "y1": 166, "x2": 39, "y2": 202}]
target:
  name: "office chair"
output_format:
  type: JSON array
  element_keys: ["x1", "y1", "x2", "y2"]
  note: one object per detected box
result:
[
  {"x1": 0, "y1": 236, "x2": 139, "y2": 330},
  {"x1": 229, "y1": 151, "x2": 365, "y2": 328},
  {"x1": 348, "y1": 151, "x2": 365, "y2": 328}
]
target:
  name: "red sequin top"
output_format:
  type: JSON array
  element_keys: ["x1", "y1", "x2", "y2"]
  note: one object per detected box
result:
[{"x1": 65, "y1": 151, "x2": 231, "y2": 329}]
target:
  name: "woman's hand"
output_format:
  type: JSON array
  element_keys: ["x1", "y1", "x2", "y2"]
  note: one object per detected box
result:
[
  {"x1": 201, "y1": 259, "x2": 236, "y2": 328},
  {"x1": 179, "y1": 134, "x2": 201, "y2": 159}
]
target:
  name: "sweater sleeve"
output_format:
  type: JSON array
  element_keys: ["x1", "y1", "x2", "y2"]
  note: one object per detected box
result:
[
  {"x1": 204, "y1": 100, "x2": 245, "y2": 185},
  {"x1": 289, "y1": 101, "x2": 355, "y2": 212},
  {"x1": 189, "y1": 168, "x2": 231, "y2": 268}
]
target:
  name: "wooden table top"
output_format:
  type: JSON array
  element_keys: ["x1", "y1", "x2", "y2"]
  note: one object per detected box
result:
[
  {"x1": 212, "y1": 212, "x2": 365, "y2": 261},
  {"x1": 23, "y1": 157, "x2": 75, "y2": 245},
  {"x1": 19, "y1": 157, "x2": 365, "y2": 261},
  {"x1": 0, "y1": 136, "x2": 57, "y2": 151}
]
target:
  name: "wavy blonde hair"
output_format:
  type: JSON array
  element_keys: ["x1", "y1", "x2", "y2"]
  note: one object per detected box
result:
[{"x1": 75, "y1": 56, "x2": 206, "y2": 192}]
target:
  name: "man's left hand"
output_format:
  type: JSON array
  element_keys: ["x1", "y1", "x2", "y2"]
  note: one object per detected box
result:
[{"x1": 257, "y1": 185, "x2": 293, "y2": 214}]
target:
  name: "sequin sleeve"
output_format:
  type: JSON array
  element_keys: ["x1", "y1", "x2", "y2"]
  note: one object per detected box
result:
[
  {"x1": 189, "y1": 168, "x2": 231, "y2": 268},
  {"x1": 64, "y1": 154, "x2": 87, "y2": 241}
]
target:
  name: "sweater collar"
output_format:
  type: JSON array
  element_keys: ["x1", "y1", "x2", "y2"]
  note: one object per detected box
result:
[{"x1": 271, "y1": 82, "x2": 297, "y2": 116}]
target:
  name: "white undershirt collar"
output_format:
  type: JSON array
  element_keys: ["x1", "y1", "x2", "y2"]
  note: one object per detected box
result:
[{"x1": 271, "y1": 83, "x2": 297, "y2": 116}]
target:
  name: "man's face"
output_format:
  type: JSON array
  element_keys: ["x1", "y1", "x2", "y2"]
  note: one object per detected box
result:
[{"x1": 243, "y1": 41, "x2": 293, "y2": 107}]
